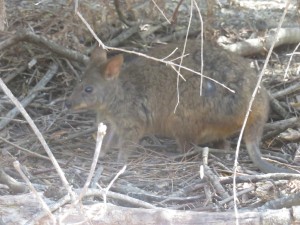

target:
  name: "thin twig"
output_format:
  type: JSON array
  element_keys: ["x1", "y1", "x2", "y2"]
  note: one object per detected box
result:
[
  {"x1": 151, "y1": 0, "x2": 171, "y2": 24},
  {"x1": 0, "y1": 168, "x2": 27, "y2": 194},
  {"x1": 13, "y1": 161, "x2": 55, "y2": 223},
  {"x1": 232, "y1": 1, "x2": 291, "y2": 224},
  {"x1": 77, "y1": 123, "x2": 107, "y2": 203},
  {"x1": 0, "y1": 136, "x2": 50, "y2": 161},
  {"x1": 74, "y1": 4, "x2": 235, "y2": 94},
  {"x1": 174, "y1": 0, "x2": 193, "y2": 113},
  {"x1": 193, "y1": 0, "x2": 204, "y2": 96},
  {"x1": 0, "y1": 64, "x2": 58, "y2": 130},
  {"x1": 0, "y1": 76, "x2": 76, "y2": 201},
  {"x1": 284, "y1": 42, "x2": 300, "y2": 79},
  {"x1": 103, "y1": 165, "x2": 126, "y2": 204}
]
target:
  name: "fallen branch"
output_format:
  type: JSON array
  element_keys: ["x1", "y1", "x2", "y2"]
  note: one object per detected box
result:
[
  {"x1": 223, "y1": 28, "x2": 300, "y2": 56},
  {"x1": 0, "y1": 63, "x2": 58, "y2": 130},
  {"x1": 1, "y1": 192, "x2": 299, "y2": 224},
  {"x1": 0, "y1": 168, "x2": 27, "y2": 194},
  {"x1": 0, "y1": 76, "x2": 76, "y2": 201},
  {"x1": 0, "y1": 30, "x2": 89, "y2": 64}
]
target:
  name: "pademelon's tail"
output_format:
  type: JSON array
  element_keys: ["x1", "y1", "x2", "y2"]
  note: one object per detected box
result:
[{"x1": 244, "y1": 120, "x2": 297, "y2": 173}]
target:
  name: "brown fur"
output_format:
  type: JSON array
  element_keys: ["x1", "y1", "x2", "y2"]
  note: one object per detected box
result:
[{"x1": 66, "y1": 40, "x2": 294, "y2": 173}]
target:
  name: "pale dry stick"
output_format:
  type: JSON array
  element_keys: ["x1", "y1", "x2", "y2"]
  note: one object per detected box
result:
[
  {"x1": 74, "y1": 2, "x2": 235, "y2": 93},
  {"x1": 202, "y1": 147, "x2": 209, "y2": 165},
  {"x1": 167, "y1": 53, "x2": 190, "y2": 63},
  {"x1": 0, "y1": 136, "x2": 50, "y2": 161},
  {"x1": 151, "y1": 0, "x2": 171, "y2": 24},
  {"x1": 232, "y1": 1, "x2": 291, "y2": 224},
  {"x1": 174, "y1": 0, "x2": 194, "y2": 113},
  {"x1": 200, "y1": 147, "x2": 209, "y2": 179},
  {"x1": 13, "y1": 161, "x2": 56, "y2": 224},
  {"x1": 192, "y1": 0, "x2": 204, "y2": 96},
  {"x1": 0, "y1": 63, "x2": 58, "y2": 130},
  {"x1": 76, "y1": 123, "x2": 107, "y2": 203},
  {"x1": 161, "y1": 47, "x2": 179, "y2": 60},
  {"x1": 221, "y1": 173, "x2": 300, "y2": 185},
  {"x1": 0, "y1": 78, "x2": 76, "y2": 201},
  {"x1": 139, "y1": 21, "x2": 169, "y2": 40},
  {"x1": 74, "y1": 1, "x2": 105, "y2": 50},
  {"x1": 0, "y1": 31, "x2": 89, "y2": 64},
  {"x1": 104, "y1": 48, "x2": 231, "y2": 92},
  {"x1": 85, "y1": 188, "x2": 157, "y2": 209},
  {"x1": 25, "y1": 195, "x2": 70, "y2": 225},
  {"x1": 219, "y1": 187, "x2": 255, "y2": 206},
  {"x1": 284, "y1": 42, "x2": 300, "y2": 79},
  {"x1": 102, "y1": 165, "x2": 127, "y2": 205},
  {"x1": 204, "y1": 165, "x2": 231, "y2": 201},
  {"x1": 258, "y1": 191, "x2": 300, "y2": 210},
  {"x1": 0, "y1": 168, "x2": 26, "y2": 194},
  {"x1": 272, "y1": 82, "x2": 300, "y2": 99},
  {"x1": 91, "y1": 166, "x2": 104, "y2": 188}
]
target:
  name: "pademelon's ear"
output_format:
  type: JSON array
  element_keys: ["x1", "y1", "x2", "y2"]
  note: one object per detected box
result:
[
  {"x1": 90, "y1": 45, "x2": 107, "y2": 65},
  {"x1": 103, "y1": 54, "x2": 124, "y2": 80}
]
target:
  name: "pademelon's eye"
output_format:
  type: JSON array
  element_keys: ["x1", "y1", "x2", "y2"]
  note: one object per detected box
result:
[{"x1": 84, "y1": 86, "x2": 93, "y2": 93}]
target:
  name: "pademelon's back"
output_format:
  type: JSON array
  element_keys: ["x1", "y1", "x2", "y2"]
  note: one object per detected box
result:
[{"x1": 119, "y1": 40, "x2": 266, "y2": 131}]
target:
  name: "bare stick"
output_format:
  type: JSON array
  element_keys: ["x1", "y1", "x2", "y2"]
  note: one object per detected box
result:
[
  {"x1": 223, "y1": 27, "x2": 300, "y2": 56},
  {"x1": 174, "y1": 0, "x2": 193, "y2": 113},
  {"x1": 259, "y1": 191, "x2": 300, "y2": 210},
  {"x1": 103, "y1": 165, "x2": 127, "y2": 204},
  {"x1": 85, "y1": 188, "x2": 156, "y2": 209},
  {"x1": 25, "y1": 195, "x2": 71, "y2": 225},
  {"x1": 0, "y1": 77, "x2": 76, "y2": 201},
  {"x1": 77, "y1": 123, "x2": 107, "y2": 203},
  {"x1": 0, "y1": 168, "x2": 27, "y2": 194},
  {"x1": 221, "y1": 173, "x2": 300, "y2": 185},
  {"x1": 272, "y1": 82, "x2": 300, "y2": 99},
  {"x1": 113, "y1": 0, "x2": 136, "y2": 26},
  {"x1": 13, "y1": 161, "x2": 55, "y2": 223},
  {"x1": 151, "y1": 0, "x2": 171, "y2": 24},
  {"x1": 0, "y1": 31, "x2": 89, "y2": 64},
  {"x1": 74, "y1": 3, "x2": 235, "y2": 94},
  {"x1": 0, "y1": 63, "x2": 58, "y2": 130},
  {"x1": 193, "y1": 0, "x2": 204, "y2": 96},
  {"x1": 283, "y1": 42, "x2": 300, "y2": 79},
  {"x1": 219, "y1": 187, "x2": 255, "y2": 206},
  {"x1": 232, "y1": 1, "x2": 291, "y2": 223},
  {"x1": 0, "y1": 136, "x2": 50, "y2": 161},
  {"x1": 204, "y1": 165, "x2": 231, "y2": 201}
]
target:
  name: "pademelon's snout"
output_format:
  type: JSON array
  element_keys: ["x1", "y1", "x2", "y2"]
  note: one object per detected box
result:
[{"x1": 65, "y1": 98, "x2": 90, "y2": 111}]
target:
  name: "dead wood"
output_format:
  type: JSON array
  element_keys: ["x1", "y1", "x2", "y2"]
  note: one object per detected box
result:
[
  {"x1": 220, "y1": 173, "x2": 300, "y2": 185},
  {"x1": 279, "y1": 128, "x2": 300, "y2": 142},
  {"x1": 0, "y1": 168, "x2": 27, "y2": 194},
  {"x1": 0, "y1": 31, "x2": 89, "y2": 64},
  {"x1": 113, "y1": 0, "x2": 138, "y2": 27},
  {"x1": 2, "y1": 64, "x2": 27, "y2": 84},
  {"x1": 259, "y1": 191, "x2": 300, "y2": 210},
  {"x1": 0, "y1": 63, "x2": 58, "y2": 130},
  {"x1": 1, "y1": 193, "x2": 299, "y2": 225},
  {"x1": 272, "y1": 81, "x2": 300, "y2": 99},
  {"x1": 223, "y1": 28, "x2": 300, "y2": 56},
  {"x1": 263, "y1": 117, "x2": 300, "y2": 140},
  {"x1": 204, "y1": 165, "x2": 231, "y2": 201},
  {"x1": 269, "y1": 94, "x2": 289, "y2": 118}
]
